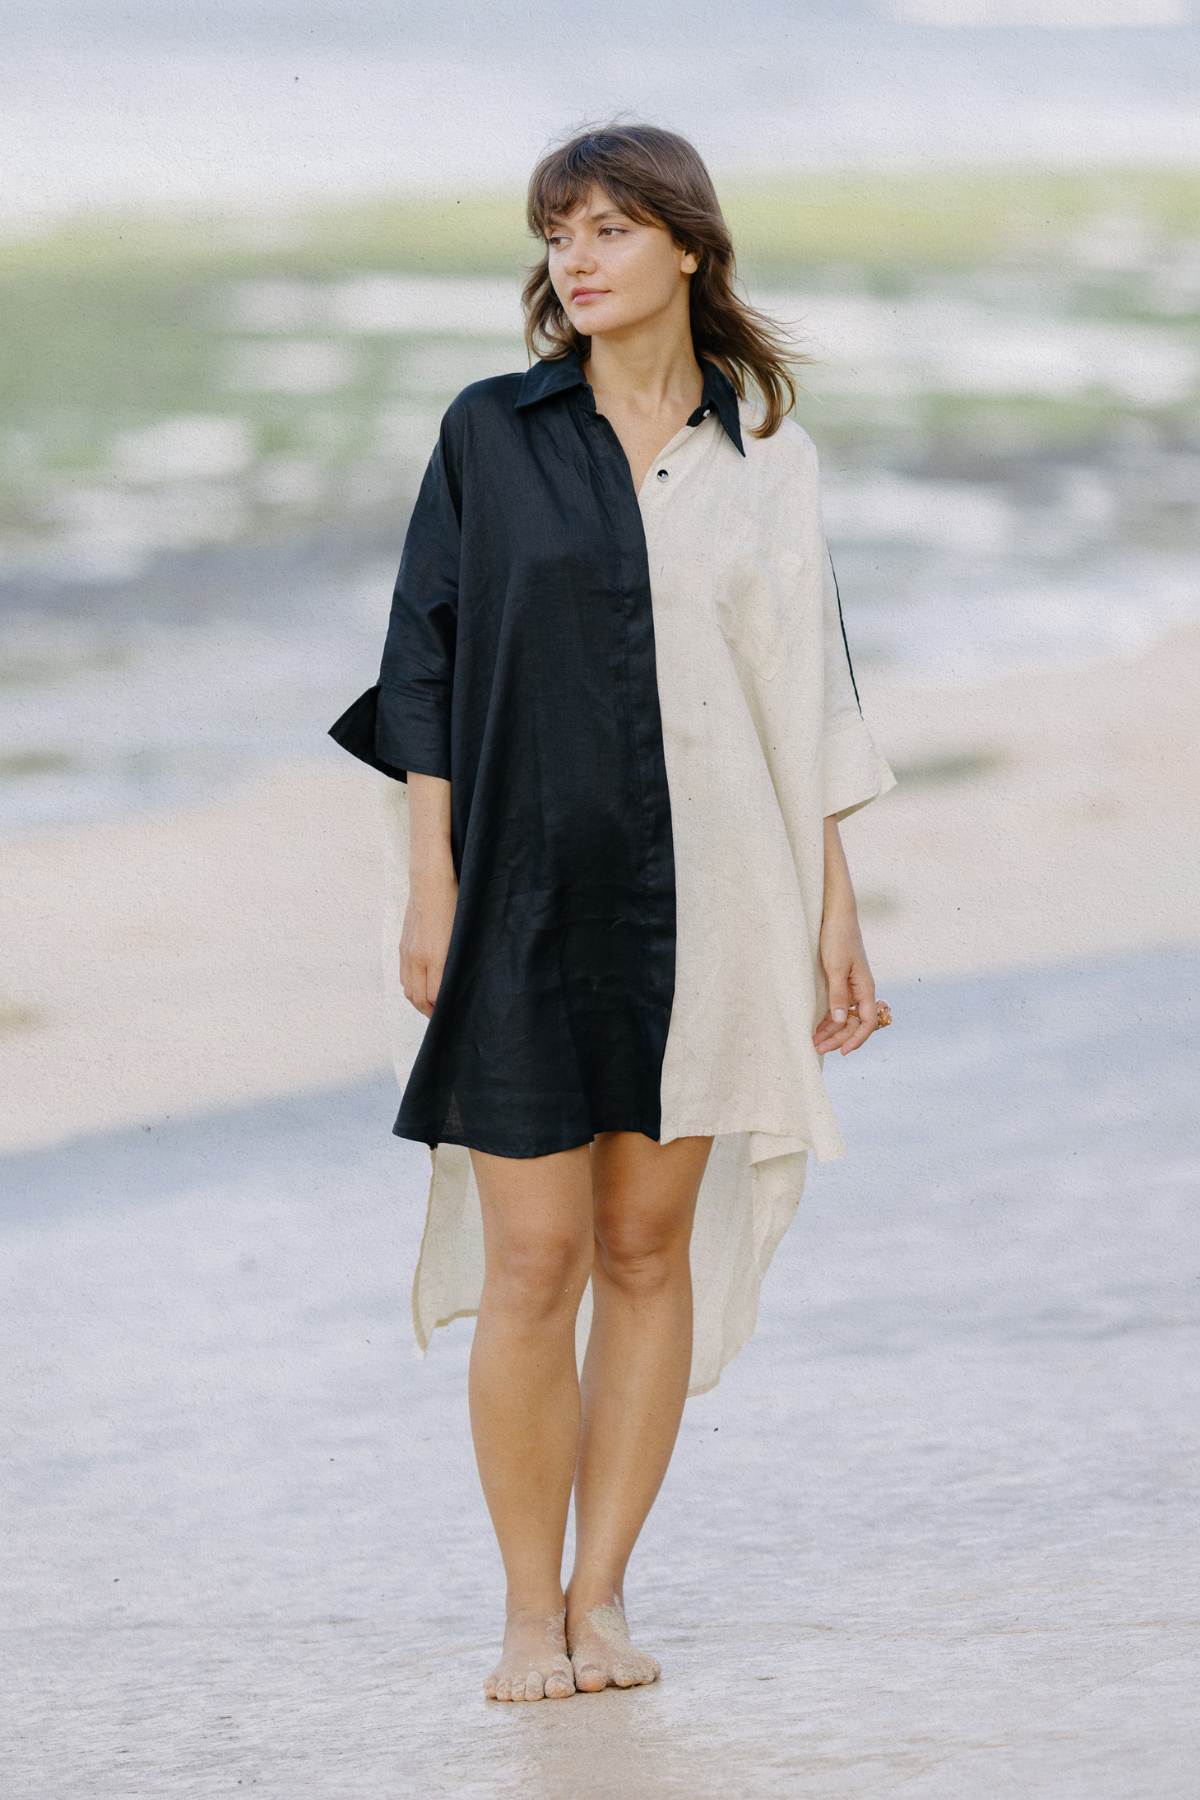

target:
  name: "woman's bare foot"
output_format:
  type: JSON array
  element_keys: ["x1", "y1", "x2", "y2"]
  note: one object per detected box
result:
[
  {"x1": 565, "y1": 1593, "x2": 662, "y2": 1692},
  {"x1": 482, "y1": 1604, "x2": 576, "y2": 1702}
]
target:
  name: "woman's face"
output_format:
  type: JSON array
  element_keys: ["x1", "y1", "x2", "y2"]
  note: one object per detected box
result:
[{"x1": 543, "y1": 184, "x2": 698, "y2": 338}]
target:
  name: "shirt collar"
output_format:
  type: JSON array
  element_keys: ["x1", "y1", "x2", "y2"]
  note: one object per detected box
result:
[{"x1": 514, "y1": 344, "x2": 746, "y2": 457}]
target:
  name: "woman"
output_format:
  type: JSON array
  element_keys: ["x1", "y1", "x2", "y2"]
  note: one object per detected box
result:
[{"x1": 327, "y1": 122, "x2": 897, "y2": 1703}]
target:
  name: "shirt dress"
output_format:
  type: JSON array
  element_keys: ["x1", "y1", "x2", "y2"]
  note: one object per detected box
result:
[{"x1": 327, "y1": 345, "x2": 898, "y2": 1397}]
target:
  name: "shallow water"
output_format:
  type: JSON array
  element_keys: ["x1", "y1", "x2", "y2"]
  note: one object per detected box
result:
[{"x1": 2, "y1": 943, "x2": 1197, "y2": 1795}]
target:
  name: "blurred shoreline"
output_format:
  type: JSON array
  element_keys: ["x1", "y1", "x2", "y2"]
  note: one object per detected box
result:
[
  {"x1": 2, "y1": 614, "x2": 1196, "y2": 1157},
  {"x1": 4, "y1": 169, "x2": 1197, "y2": 845}
]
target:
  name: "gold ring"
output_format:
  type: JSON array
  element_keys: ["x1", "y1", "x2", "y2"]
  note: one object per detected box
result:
[{"x1": 847, "y1": 1001, "x2": 893, "y2": 1028}]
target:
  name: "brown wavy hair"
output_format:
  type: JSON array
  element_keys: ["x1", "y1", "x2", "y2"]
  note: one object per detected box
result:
[{"x1": 521, "y1": 118, "x2": 814, "y2": 440}]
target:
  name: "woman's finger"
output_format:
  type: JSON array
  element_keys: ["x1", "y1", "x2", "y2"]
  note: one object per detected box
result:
[
  {"x1": 831, "y1": 965, "x2": 881, "y2": 1054},
  {"x1": 402, "y1": 946, "x2": 432, "y2": 1017},
  {"x1": 814, "y1": 1008, "x2": 854, "y2": 1036},
  {"x1": 813, "y1": 1008, "x2": 857, "y2": 1052},
  {"x1": 826, "y1": 969, "x2": 853, "y2": 1027}
]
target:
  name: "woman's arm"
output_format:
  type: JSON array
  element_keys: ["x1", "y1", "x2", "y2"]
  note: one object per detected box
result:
[
  {"x1": 327, "y1": 399, "x2": 466, "y2": 1017},
  {"x1": 806, "y1": 440, "x2": 896, "y2": 1056},
  {"x1": 327, "y1": 402, "x2": 463, "y2": 783}
]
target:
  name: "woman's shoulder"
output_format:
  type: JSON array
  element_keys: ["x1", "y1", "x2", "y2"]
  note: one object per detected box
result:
[
  {"x1": 737, "y1": 399, "x2": 821, "y2": 482},
  {"x1": 424, "y1": 372, "x2": 526, "y2": 475},
  {"x1": 441, "y1": 370, "x2": 525, "y2": 426}
]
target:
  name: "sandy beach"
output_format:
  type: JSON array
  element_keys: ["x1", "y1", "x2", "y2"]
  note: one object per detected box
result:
[
  {"x1": 3, "y1": 620, "x2": 1199, "y2": 1797},
  {"x1": 2, "y1": 618, "x2": 1197, "y2": 1155}
]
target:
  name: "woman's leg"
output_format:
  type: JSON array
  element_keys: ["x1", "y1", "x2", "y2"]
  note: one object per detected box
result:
[
  {"x1": 469, "y1": 1139, "x2": 595, "y2": 1701},
  {"x1": 565, "y1": 1129, "x2": 713, "y2": 1690}
]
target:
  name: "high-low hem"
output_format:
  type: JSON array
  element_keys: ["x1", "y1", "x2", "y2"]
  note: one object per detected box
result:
[{"x1": 403, "y1": 1124, "x2": 824, "y2": 1398}]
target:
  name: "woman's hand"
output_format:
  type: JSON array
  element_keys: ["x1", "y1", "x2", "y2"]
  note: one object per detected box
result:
[
  {"x1": 813, "y1": 899, "x2": 882, "y2": 1057},
  {"x1": 815, "y1": 816, "x2": 884, "y2": 1056},
  {"x1": 400, "y1": 867, "x2": 459, "y2": 1018}
]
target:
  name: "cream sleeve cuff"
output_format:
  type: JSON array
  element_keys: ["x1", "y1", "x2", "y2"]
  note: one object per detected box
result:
[{"x1": 822, "y1": 712, "x2": 899, "y2": 822}]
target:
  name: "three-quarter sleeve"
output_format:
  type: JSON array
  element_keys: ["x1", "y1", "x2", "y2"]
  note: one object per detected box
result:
[
  {"x1": 817, "y1": 501, "x2": 898, "y2": 824},
  {"x1": 327, "y1": 406, "x2": 463, "y2": 783}
]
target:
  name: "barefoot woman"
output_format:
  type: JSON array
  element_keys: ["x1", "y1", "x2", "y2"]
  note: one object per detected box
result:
[{"x1": 328, "y1": 122, "x2": 898, "y2": 1702}]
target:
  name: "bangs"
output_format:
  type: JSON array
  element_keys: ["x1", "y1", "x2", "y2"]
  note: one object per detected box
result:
[{"x1": 528, "y1": 138, "x2": 662, "y2": 237}]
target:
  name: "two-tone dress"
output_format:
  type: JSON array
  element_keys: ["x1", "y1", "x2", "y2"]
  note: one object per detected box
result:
[{"x1": 328, "y1": 345, "x2": 898, "y2": 1397}]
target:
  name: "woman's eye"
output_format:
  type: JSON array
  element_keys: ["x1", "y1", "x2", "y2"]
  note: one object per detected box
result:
[{"x1": 545, "y1": 227, "x2": 624, "y2": 248}]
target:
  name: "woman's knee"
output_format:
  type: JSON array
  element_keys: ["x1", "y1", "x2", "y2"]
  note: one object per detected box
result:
[
  {"x1": 590, "y1": 1135, "x2": 708, "y2": 1292},
  {"x1": 592, "y1": 1213, "x2": 691, "y2": 1293},
  {"x1": 484, "y1": 1223, "x2": 593, "y2": 1320},
  {"x1": 472, "y1": 1141, "x2": 593, "y2": 1321}
]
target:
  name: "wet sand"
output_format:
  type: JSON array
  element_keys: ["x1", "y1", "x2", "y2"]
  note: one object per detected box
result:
[
  {"x1": 2, "y1": 944, "x2": 1197, "y2": 1794},
  {"x1": 1, "y1": 624, "x2": 1198, "y2": 1793}
]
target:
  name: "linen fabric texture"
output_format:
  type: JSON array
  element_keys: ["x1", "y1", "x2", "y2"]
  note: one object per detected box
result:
[{"x1": 328, "y1": 347, "x2": 898, "y2": 1396}]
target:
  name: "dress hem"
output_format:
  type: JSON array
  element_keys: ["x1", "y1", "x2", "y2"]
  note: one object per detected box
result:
[{"x1": 393, "y1": 1121, "x2": 657, "y2": 1159}]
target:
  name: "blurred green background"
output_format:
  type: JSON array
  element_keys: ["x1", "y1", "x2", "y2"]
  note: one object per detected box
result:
[{"x1": 4, "y1": 166, "x2": 1196, "y2": 551}]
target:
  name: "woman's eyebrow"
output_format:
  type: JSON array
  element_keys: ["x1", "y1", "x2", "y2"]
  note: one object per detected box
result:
[{"x1": 546, "y1": 208, "x2": 629, "y2": 226}]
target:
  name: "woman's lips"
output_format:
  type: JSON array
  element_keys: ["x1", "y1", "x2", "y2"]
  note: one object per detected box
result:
[{"x1": 571, "y1": 289, "x2": 608, "y2": 302}]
